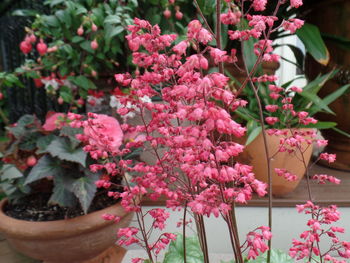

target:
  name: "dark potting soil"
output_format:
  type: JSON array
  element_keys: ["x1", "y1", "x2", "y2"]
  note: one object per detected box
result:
[{"x1": 4, "y1": 190, "x2": 121, "y2": 221}]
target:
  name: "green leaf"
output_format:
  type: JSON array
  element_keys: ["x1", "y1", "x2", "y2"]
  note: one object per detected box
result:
[
  {"x1": 243, "y1": 37, "x2": 257, "y2": 72},
  {"x1": 17, "y1": 114, "x2": 36, "y2": 127},
  {"x1": 46, "y1": 137, "x2": 87, "y2": 167},
  {"x1": 80, "y1": 40, "x2": 95, "y2": 53},
  {"x1": 24, "y1": 155, "x2": 62, "y2": 185},
  {"x1": 332, "y1": 127, "x2": 350, "y2": 138},
  {"x1": 49, "y1": 177, "x2": 77, "y2": 208},
  {"x1": 72, "y1": 36, "x2": 84, "y2": 43},
  {"x1": 298, "y1": 91, "x2": 334, "y2": 114},
  {"x1": 42, "y1": 15, "x2": 60, "y2": 27},
  {"x1": 45, "y1": 0, "x2": 65, "y2": 7},
  {"x1": 0, "y1": 164, "x2": 22, "y2": 180},
  {"x1": 69, "y1": 75, "x2": 96, "y2": 90},
  {"x1": 163, "y1": 234, "x2": 204, "y2": 263},
  {"x1": 105, "y1": 26, "x2": 124, "y2": 42},
  {"x1": 296, "y1": 23, "x2": 329, "y2": 66},
  {"x1": 12, "y1": 9, "x2": 38, "y2": 17},
  {"x1": 18, "y1": 132, "x2": 41, "y2": 151},
  {"x1": 60, "y1": 126, "x2": 83, "y2": 148},
  {"x1": 248, "y1": 249, "x2": 294, "y2": 263},
  {"x1": 302, "y1": 121, "x2": 337, "y2": 129},
  {"x1": 6, "y1": 115, "x2": 36, "y2": 138},
  {"x1": 246, "y1": 126, "x2": 261, "y2": 146},
  {"x1": 303, "y1": 70, "x2": 337, "y2": 94},
  {"x1": 104, "y1": 15, "x2": 121, "y2": 24},
  {"x1": 70, "y1": 172, "x2": 98, "y2": 213},
  {"x1": 322, "y1": 84, "x2": 350, "y2": 106},
  {"x1": 36, "y1": 134, "x2": 56, "y2": 154}
]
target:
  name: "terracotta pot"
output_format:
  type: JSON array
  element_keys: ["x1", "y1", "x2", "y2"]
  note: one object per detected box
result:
[
  {"x1": 0, "y1": 199, "x2": 133, "y2": 263},
  {"x1": 239, "y1": 129, "x2": 313, "y2": 196},
  {"x1": 304, "y1": 0, "x2": 350, "y2": 170}
]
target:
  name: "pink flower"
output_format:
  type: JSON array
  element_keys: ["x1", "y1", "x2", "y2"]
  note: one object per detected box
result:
[
  {"x1": 20, "y1": 41, "x2": 32, "y2": 54},
  {"x1": 36, "y1": 40, "x2": 48, "y2": 56},
  {"x1": 265, "y1": 117, "x2": 279, "y2": 125},
  {"x1": 290, "y1": 0, "x2": 303, "y2": 8},
  {"x1": 265, "y1": 105, "x2": 279, "y2": 112},
  {"x1": 252, "y1": 0, "x2": 267, "y2": 11},
  {"x1": 43, "y1": 112, "x2": 66, "y2": 131},
  {"x1": 84, "y1": 114, "x2": 123, "y2": 153}
]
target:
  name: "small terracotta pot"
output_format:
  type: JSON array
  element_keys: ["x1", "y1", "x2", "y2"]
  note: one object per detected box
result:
[
  {"x1": 239, "y1": 129, "x2": 313, "y2": 197},
  {"x1": 0, "y1": 199, "x2": 133, "y2": 263}
]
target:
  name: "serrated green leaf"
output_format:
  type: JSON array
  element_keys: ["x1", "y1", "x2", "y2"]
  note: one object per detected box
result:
[
  {"x1": 36, "y1": 134, "x2": 56, "y2": 154},
  {"x1": 70, "y1": 172, "x2": 98, "y2": 213},
  {"x1": 60, "y1": 126, "x2": 83, "y2": 148},
  {"x1": 18, "y1": 132, "x2": 41, "y2": 151},
  {"x1": 49, "y1": 177, "x2": 77, "y2": 208},
  {"x1": 163, "y1": 234, "x2": 204, "y2": 263},
  {"x1": 0, "y1": 164, "x2": 23, "y2": 180},
  {"x1": 24, "y1": 155, "x2": 62, "y2": 185},
  {"x1": 46, "y1": 137, "x2": 87, "y2": 167},
  {"x1": 17, "y1": 115, "x2": 36, "y2": 127}
]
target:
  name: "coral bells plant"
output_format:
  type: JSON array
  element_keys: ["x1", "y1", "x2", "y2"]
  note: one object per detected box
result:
[{"x1": 67, "y1": 1, "x2": 349, "y2": 263}]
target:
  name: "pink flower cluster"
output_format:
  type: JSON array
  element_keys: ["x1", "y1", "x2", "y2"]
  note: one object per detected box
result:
[
  {"x1": 290, "y1": 202, "x2": 350, "y2": 262},
  {"x1": 244, "y1": 226, "x2": 272, "y2": 259}
]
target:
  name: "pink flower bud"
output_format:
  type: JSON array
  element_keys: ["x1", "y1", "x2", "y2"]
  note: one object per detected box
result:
[
  {"x1": 48, "y1": 46, "x2": 58, "y2": 53},
  {"x1": 77, "y1": 26, "x2": 84, "y2": 36},
  {"x1": 0, "y1": 92, "x2": 3, "y2": 100},
  {"x1": 91, "y1": 23, "x2": 98, "y2": 32},
  {"x1": 163, "y1": 9, "x2": 171, "y2": 19},
  {"x1": 175, "y1": 11, "x2": 183, "y2": 20},
  {"x1": 77, "y1": 98, "x2": 85, "y2": 105},
  {"x1": 91, "y1": 39, "x2": 98, "y2": 50},
  {"x1": 29, "y1": 34, "x2": 37, "y2": 43},
  {"x1": 26, "y1": 156, "x2": 37, "y2": 167},
  {"x1": 20, "y1": 41, "x2": 32, "y2": 54},
  {"x1": 36, "y1": 40, "x2": 48, "y2": 56},
  {"x1": 58, "y1": 97, "x2": 64, "y2": 105}
]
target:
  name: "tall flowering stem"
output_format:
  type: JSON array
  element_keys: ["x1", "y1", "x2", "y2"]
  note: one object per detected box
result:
[{"x1": 70, "y1": 0, "x2": 350, "y2": 262}]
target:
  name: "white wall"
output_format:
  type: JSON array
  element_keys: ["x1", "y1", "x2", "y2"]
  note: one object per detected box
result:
[{"x1": 128, "y1": 206, "x2": 350, "y2": 257}]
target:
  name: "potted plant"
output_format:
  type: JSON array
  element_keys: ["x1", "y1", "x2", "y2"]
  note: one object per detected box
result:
[
  {"x1": 0, "y1": 112, "x2": 140, "y2": 262},
  {"x1": 234, "y1": 70, "x2": 349, "y2": 196},
  {"x1": 301, "y1": 0, "x2": 350, "y2": 170},
  {"x1": 0, "y1": 0, "x2": 193, "y2": 114},
  {"x1": 67, "y1": 1, "x2": 350, "y2": 263}
]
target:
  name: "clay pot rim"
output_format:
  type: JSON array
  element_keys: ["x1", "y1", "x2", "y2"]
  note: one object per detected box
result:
[{"x1": 0, "y1": 198, "x2": 131, "y2": 240}]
